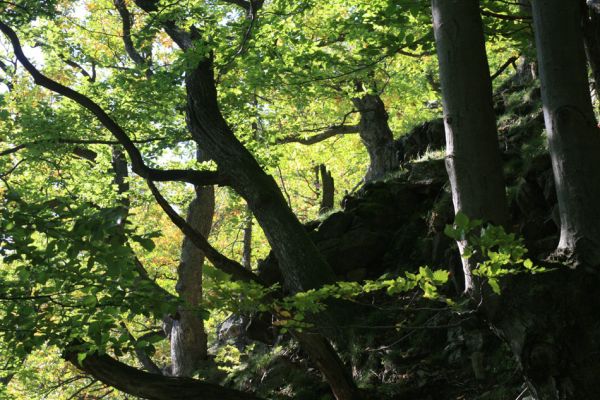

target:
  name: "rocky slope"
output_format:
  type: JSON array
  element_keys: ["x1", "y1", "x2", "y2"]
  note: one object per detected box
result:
[{"x1": 221, "y1": 80, "x2": 556, "y2": 399}]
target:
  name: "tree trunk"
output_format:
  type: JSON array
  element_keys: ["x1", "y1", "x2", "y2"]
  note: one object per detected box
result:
[
  {"x1": 318, "y1": 164, "x2": 335, "y2": 214},
  {"x1": 185, "y1": 58, "x2": 360, "y2": 400},
  {"x1": 351, "y1": 93, "x2": 398, "y2": 181},
  {"x1": 490, "y1": 269, "x2": 600, "y2": 399},
  {"x1": 294, "y1": 332, "x2": 363, "y2": 400},
  {"x1": 582, "y1": 1, "x2": 600, "y2": 110},
  {"x1": 431, "y1": 0, "x2": 509, "y2": 292},
  {"x1": 186, "y1": 59, "x2": 336, "y2": 294},
  {"x1": 486, "y1": 3, "x2": 600, "y2": 398},
  {"x1": 169, "y1": 149, "x2": 214, "y2": 376},
  {"x1": 241, "y1": 205, "x2": 253, "y2": 270},
  {"x1": 531, "y1": 0, "x2": 600, "y2": 266}
]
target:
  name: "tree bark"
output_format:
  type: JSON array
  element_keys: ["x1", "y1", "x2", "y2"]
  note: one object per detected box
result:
[
  {"x1": 484, "y1": 3, "x2": 600, "y2": 398},
  {"x1": 169, "y1": 150, "x2": 214, "y2": 376},
  {"x1": 111, "y1": 7, "x2": 216, "y2": 373},
  {"x1": 351, "y1": 93, "x2": 398, "y2": 181},
  {"x1": 64, "y1": 350, "x2": 262, "y2": 400},
  {"x1": 241, "y1": 205, "x2": 253, "y2": 270},
  {"x1": 294, "y1": 332, "x2": 363, "y2": 400},
  {"x1": 186, "y1": 59, "x2": 336, "y2": 294},
  {"x1": 431, "y1": 0, "x2": 509, "y2": 292},
  {"x1": 185, "y1": 58, "x2": 360, "y2": 400},
  {"x1": 582, "y1": 1, "x2": 600, "y2": 110},
  {"x1": 531, "y1": 0, "x2": 600, "y2": 266},
  {"x1": 318, "y1": 164, "x2": 335, "y2": 214},
  {"x1": 490, "y1": 269, "x2": 600, "y2": 399}
]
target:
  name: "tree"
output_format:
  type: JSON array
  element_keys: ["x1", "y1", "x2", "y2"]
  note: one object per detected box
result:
[
  {"x1": 431, "y1": 0, "x2": 509, "y2": 293},
  {"x1": 0, "y1": 0, "x2": 361, "y2": 398},
  {"x1": 245, "y1": 0, "x2": 436, "y2": 183},
  {"x1": 500, "y1": 1, "x2": 600, "y2": 396},
  {"x1": 531, "y1": 0, "x2": 600, "y2": 267},
  {"x1": 351, "y1": 87, "x2": 398, "y2": 181},
  {"x1": 111, "y1": 0, "x2": 215, "y2": 376},
  {"x1": 8, "y1": 0, "x2": 600, "y2": 399}
]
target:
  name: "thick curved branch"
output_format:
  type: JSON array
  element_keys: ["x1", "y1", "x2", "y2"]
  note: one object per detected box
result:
[
  {"x1": 147, "y1": 180, "x2": 265, "y2": 285},
  {"x1": 276, "y1": 124, "x2": 359, "y2": 145},
  {"x1": 63, "y1": 349, "x2": 263, "y2": 400},
  {"x1": 61, "y1": 58, "x2": 95, "y2": 82},
  {"x1": 491, "y1": 55, "x2": 519, "y2": 80},
  {"x1": 114, "y1": 0, "x2": 148, "y2": 66},
  {"x1": 134, "y1": 0, "x2": 193, "y2": 50},
  {"x1": 0, "y1": 137, "x2": 171, "y2": 158},
  {"x1": 481, "y1": 9, "x2": 532, "y2": 21},
  {"x1": 0, "y1": 21, "x2": 221, "y2": 187}
]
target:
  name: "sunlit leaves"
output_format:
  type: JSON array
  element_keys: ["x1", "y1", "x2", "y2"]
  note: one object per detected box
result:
[
  {"x1": 0, "y1": 194, "x2": 179, "y2": 358},
  {"x1": 445, "y1": 213, "x2": 549, "y2": 295}
]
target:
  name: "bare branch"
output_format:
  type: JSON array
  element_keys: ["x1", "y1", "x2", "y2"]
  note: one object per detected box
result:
[
  {"x1": 276, "y1": 124, "x2": 359, "y2": 145},
  {"x1": 61, "y1": 58, "x2": 95, "y2": 82},
  {"x1": 114, "y1": 0, "x2": 146, "y2": 64},
  {"x1": 0, "y1": 137, "x2": 171, "y2": 158},
  {"x1": 481, "y1": 9, "x2": 532, "y2": 21},
  {"x1": 147, "y1": 180, "x2": 265, "y2": 285},
  {"x1": 491, "y1": 55, "x2": 519, "y2": 80},
  {"x1": 219, "y1": 0, "x2": 264, "y2": 75},
  {"x1": 114, "y1": 0, "x2": 153, "y2": 75}
]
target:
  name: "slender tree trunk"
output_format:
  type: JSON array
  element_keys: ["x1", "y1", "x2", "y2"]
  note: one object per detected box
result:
[
  {"x1": 431, "y1": 0, "x2": 509, "y2": 293},
  {"x1": 111, "y1": 146, "x2": 130, "y2": 225},
  {"x1": 169, "y1": 149, "x2": 214, "y2": 377},
  {"x1": 351, "y1": 92, "x2": 398, "y2": 181},
  {"x1": 241, "y1": 205, "x2": 253, "y2": 270},
  {"x1": 113, "y1": 3, "x2": 216, "y2": 372},
  {"x1": 532, "y1": 0, "x2": 600, "y2": 266}
]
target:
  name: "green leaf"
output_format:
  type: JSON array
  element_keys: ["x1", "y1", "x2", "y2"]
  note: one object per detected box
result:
[
  {"x1": 432, "y1": 270, "x2": 449, "y2": 284},
  {"x1": 131, "y1": 236, "x2": 156, "y2": 252},
  {"x1": 488, "y1": 278, "x2": 501, "y2": 295},
  {"x1": 77, "y1": 352, "x2": 87, "y2": 366},
  {"x1": 454, "y1": 212, "x2": 469, "y2": 229},
  {"x1": 444, "y1": 224, "x2": 459, "y2": 239},
  {"x1": 81, "y1": 295, "x2": 98, "y2": 307}
]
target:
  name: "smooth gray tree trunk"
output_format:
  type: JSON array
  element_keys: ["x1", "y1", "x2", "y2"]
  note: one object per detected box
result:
[
  {"x1": 532, "y1": 0, "x2": 600, "y2": 266},
  {"x1": 241, "y1": 205, "x2": 253, "y2": 270},
  {"x1": 170, "y1": 149, "x2": 214, "y2": 376},
  {"x1": 112, "y1": 3, "x2": 216, "y2": 373},
  {"x1": 431, "y1": 0, "x2": 509, "y2": 292}
]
